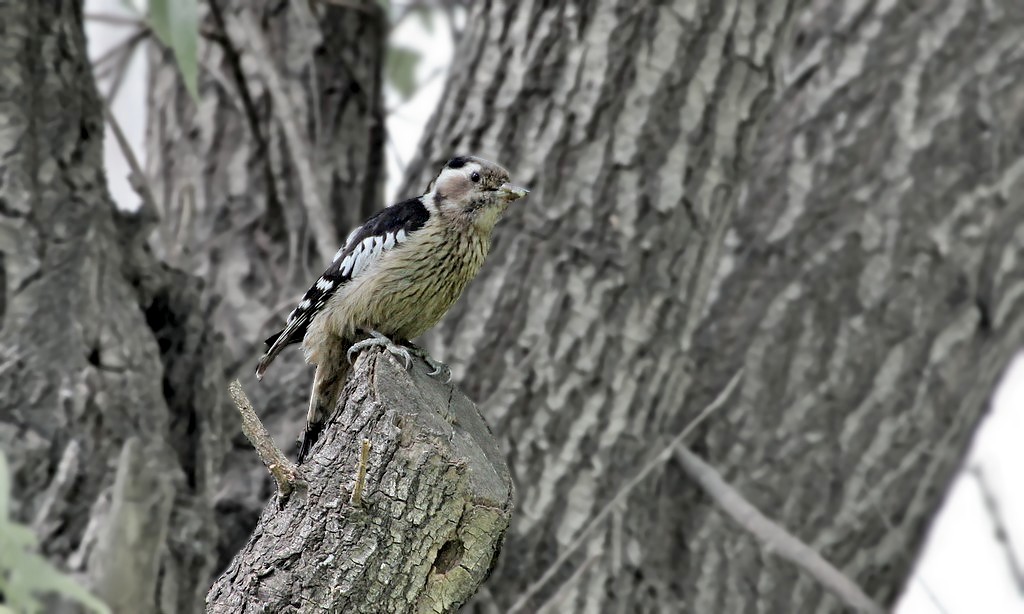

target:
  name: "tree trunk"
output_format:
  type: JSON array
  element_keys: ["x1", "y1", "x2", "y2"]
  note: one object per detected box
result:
[
  {"x1": 0, "y1": 2, "x2": 230, "y2": 612},
  {"x1": 206, "y1": 352, "x2": 514, "y2": 613},
  {"x1": 145, "y1": 0, "x2": 388, "y2": 568},
  {"x1": 402, "y1": 0, "x2": 1024, "y2": 611}
]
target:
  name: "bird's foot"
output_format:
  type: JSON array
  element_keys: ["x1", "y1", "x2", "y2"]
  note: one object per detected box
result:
[
  {"x1": 407, "y1": 344, "x2": 452, "y2": 383},
  {"x1": 347, "y1": 330, "x2": 413, "y2": 369}
]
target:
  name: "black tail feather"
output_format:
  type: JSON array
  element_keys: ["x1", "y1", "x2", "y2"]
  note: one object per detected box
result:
[
  {"x1": 297, "y1": 354, "x2": 350, "y2": 464},
  {"x1": 296, "y1": 422, "x2": 325, "y2": 465}
]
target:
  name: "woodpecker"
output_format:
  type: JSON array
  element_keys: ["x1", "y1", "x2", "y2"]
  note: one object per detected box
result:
[{"x1": 256, "y1": 155, "x2": 528, "y2": 462}]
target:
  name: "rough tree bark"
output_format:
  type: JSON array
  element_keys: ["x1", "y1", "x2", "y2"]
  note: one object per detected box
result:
[
  {"x1": 206, "y1": 352, "x2": 514, "y2": 613},
  {"x1": 0, "y1": 2, "x2": 231, "y2": 613},
  {"x1": 396, "y1": 0, "x2": 1024, "y2": 611},
  {"x1": 145, "y1": 0, "x2": 388, "y2": 565}
]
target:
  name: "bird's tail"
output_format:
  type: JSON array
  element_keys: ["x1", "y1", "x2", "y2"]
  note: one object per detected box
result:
[
  {"x1": 297, "y1": 350, "x2": 351, "y2": 464},
  {"x1": 255, "y1": 331, "x2": 288, "y2": 381}
]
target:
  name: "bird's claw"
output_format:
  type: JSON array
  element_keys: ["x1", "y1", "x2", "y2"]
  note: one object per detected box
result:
[
  {"x1": 407, "y1": 344, "x2": 452, "y2": 383},
  {"x1": 348, "y1": 334, "x2": 451, "y2": 381},
  {"x1": 348, "y1": 331, "x2": 412, "y2": 369},
  {"x1": 424, "y1": 357, "x2": 452, "y2": 383}
]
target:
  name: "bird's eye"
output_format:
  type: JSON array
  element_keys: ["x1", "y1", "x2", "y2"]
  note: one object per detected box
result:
[{"x1": 470, "y1": 171, "x2": 481, "y2": 183}]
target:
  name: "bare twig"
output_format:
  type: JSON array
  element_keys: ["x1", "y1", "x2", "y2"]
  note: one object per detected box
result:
[
  {"x1": 32, "y1": 440, "x2": 82, "y2": 538},
  {"x1": 970, "y1": 465, "x2": 1024, "y2": 594},
  {"x1": 535, "y1": 552, "x2": 600, "y2": 614},
  {"x1": 385, "y1": 66, "x2": 447, "y2": 114},
  {"x1": 169, "y1": 184, "x2": 196, "y2": 264},
  {"x1": 92, "y1": 28, "x2": 148, "y2": 81},
  {"x1": 386, "y1": 130, "x2": 407, "y2": 177},
  {"x1": 228, "y1": 380, "x2": 305, "y2": 501},
  {"x1": 507, "y1": 369, "x2": 744, "y2": 614},
  {"x1": 870, "y1": 500, "x2": 951, "y2": 614},
  {"x1": 103, "y1": 31, "x2": 146, "y2": 105},
  {"x1": 101, "y1": 100, "x2": 160, "y2": 223},
  {"x1": 85, "y1": 12, "x2": 144, "y2": 26},
  {"x1": 232, "y1": 11, "x2": 338, "y2": 263},
  {"x1": 292, "y1": 0, "x2": 324, "y2": 153},
  {"x1": 313, "y1": 0, "x2": 378, "y2": 14},
  {"x1": 351, "y1": 438, "x2": 372, "y2": 506},
  {"x1": 674, "y1": 445, "x2": 885, "y2": 614}
]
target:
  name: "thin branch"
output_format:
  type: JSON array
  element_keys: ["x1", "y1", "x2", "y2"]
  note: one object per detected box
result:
[
  {"x1": 674, "y1": 445, "x2": 885, "y2": 614},
  {"x1": 386, "y1": 129, "x2": 407, "y2": 178},
  {"x1": 351, "y1": 438, "x2": 372, "y2": 506},
  {"x1": 507, "y1": 369, "x2": 744, "y2": 614},
  {"x1": 92, "y1": 28, "x2": 148, "y2": 79},
  {"x1": 168, "y1": 184, "x2": 196, "y2": 264},
  {"x1": 970, "y1": 465, "x2": 1024, "y2": 595},
  {"x1": 103, "y1": 31, "x2": 146, "y2": 105},
  {"x1": 232, "y1": 11, "x2": 339, "y2": 263},
  {"x1": 870, "y1": 500, "x2": 952, "y2": 614},
  {"x1": 535, "y1": 552, "x2": 600, "y2": 614},
  {"x1": 32, "y1": 440, "x2": 82, "y2": 538},
  {"x1": 385, "y1": 66, "x2": 447, "y2": 115},
  {"x1": 313, "y1": 0, "x2": 378, "y2": 14},
  {"x1": 85, "y1": 12, "x2": 144, "y2": 26},
  {"x1": 228, "y1": 380, "x2": 305, "y2": 502},
  {"x1": 101, "y1": 100, "x2": 160, "y2": 222}
]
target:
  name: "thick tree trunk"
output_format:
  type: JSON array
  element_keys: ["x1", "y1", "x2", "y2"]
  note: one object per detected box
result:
[
  {"x1": 0, "y1": 2, "x2": 230, "y2": 612},
  {"x1": 401, "y1": 0, "x2": 1024, "y2": 611},
  {"x1": 206, "y1": 352, "x2": 514, "y2": 613},
  {"x1": 145, "y1": 0, "x2": 388, "y2": 567}
]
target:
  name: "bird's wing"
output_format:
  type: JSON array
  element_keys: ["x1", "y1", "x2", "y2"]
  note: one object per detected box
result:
[{"x1": 255, "y1": 197, "x2": 431, "y2": 379}]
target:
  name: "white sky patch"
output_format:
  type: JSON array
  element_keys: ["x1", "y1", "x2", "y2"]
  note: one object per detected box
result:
[
  {"x1": 384, "y1": 13, "x2": 455, "y2": 202},
  {"x1": 85, "y1": 0, "x2": 149, "y2": 212},
  {"x1": 896, "y1": 354, "x2": 1024, "y2": 614}
]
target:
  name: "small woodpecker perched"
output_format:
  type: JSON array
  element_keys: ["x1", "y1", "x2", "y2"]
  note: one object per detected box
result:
[{"x1": 256, "y1": 155, "x2": 528, "y2": 462}]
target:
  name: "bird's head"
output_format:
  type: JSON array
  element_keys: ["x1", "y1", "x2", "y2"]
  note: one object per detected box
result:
[{"x1": 425, "y1": 155, "x2": 528, "y2": 230}]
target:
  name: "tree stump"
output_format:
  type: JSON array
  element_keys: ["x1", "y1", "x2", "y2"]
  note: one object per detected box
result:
[{"x1": 207, "y1": 350, "x2": 514, "y2": 613}]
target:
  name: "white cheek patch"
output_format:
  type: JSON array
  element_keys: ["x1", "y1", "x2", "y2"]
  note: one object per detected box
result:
[{"x1": 431, "y1": 163, "x2": 482, "y2": 202}]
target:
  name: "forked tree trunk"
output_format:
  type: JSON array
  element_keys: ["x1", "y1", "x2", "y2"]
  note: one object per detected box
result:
[
  {"x1": 399, "y1": 1, "x2": 1024, "y2": 611},
  {"x1": 0, "y1": 2, "x2": 231, "y2": 612}
]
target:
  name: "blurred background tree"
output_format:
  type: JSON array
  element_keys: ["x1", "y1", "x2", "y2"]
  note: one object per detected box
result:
[{"x1": 2, "y1": 0, "x2": 1023, "y2": 612}]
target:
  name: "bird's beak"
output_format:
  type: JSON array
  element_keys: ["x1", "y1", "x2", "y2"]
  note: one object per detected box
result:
[{"x1": 498, "y1": 183, "x2": 529, "y2": 202}]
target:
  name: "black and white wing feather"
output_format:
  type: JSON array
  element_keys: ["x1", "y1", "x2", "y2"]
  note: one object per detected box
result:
[{"x1": 255, "y1": 197, "x2": 430, "y2": 379}]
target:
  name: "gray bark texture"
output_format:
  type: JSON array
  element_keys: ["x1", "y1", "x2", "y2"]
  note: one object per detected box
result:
[
  {"x1": 145, "y1": 0, "x2": 388, "y2": 566},
  {"x1": 393, "y1": 0, "x2": 1024, "y2": 612},
  {"x1": 3, "y1": 1, "x2": 510, "y2": 612},
  {"x1": 0, "y1": 2, "x2": 231, "y2": 613},
  {"x1": 131, "y1": 0, "x2": 1024, "y2": 612},
  {"x1": 206, "y1": 351, "x2": 513, "y2": 613}
]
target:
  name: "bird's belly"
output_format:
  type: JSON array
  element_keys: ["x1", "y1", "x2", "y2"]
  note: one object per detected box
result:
[
  {"x1": 314, "y1": 235, "x2": 486, "y2": 346},
  {"x1": 363, "y1": 259, "x2": 475, "y2": 340}
]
